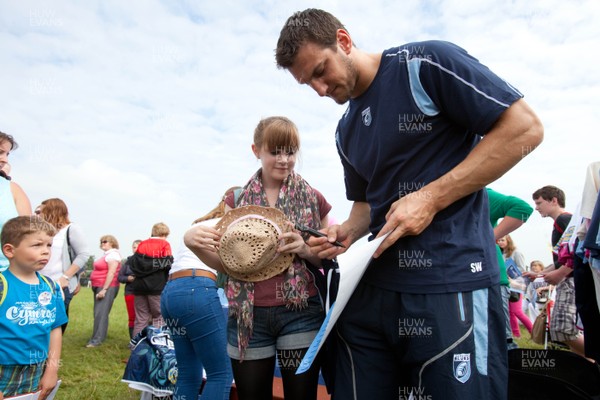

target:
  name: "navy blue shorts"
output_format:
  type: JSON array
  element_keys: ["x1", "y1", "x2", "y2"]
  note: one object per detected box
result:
[{"x1": 333, "y1": 282, "x2": 507, "y2": 399}]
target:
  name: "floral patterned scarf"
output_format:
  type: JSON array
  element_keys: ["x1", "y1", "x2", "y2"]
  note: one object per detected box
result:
[{"x1": 226, "y1": 169, "x2": 321, "y2": 360}]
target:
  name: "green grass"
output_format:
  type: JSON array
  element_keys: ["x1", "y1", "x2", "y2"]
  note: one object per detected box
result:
[
  {"x1": 514, "y1": 326, "x2": 546, "y2": 350},
  {"x1": 58, "y1": 286, "x2": 140, "y2": 400}
]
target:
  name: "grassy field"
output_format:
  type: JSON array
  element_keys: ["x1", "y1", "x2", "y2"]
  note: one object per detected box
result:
[
  {"x1": 58, "y1": 286, "x2": 140, "y2": 400},
  {"x1": 515, "y1": 326, "x2": 545, "y2": 350}
]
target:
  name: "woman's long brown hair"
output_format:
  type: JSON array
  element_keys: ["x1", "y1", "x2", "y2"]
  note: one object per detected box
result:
[{"x1": 40, "y1": 198, "x2": 71, "y2": 230}]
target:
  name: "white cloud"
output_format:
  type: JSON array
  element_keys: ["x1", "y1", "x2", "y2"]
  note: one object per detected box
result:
[{"x1": 1, "y1": 0, "x2": 599, "y2": 264}]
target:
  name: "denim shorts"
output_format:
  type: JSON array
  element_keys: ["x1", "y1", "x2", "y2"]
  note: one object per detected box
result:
[{"x1": 227, "y1": 295, "x2": 323, "y2": 360}]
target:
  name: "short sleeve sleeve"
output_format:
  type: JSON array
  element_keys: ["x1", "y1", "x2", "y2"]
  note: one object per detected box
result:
[
  {"x1": 336, "y1": 128, "x2": 368, "y2": 202},
  {"x1": 416, "y1": 41, "x2": 523, "y2": 135},
  {"x1": 105, "y1": 250, "x2": 122, "y2": 263},
  {"x1": 313, "y1": 189, "x2": 332, "y2": 220},
  {"x1": 225, "y1": 192, "x2": 235, "y2": 208}
]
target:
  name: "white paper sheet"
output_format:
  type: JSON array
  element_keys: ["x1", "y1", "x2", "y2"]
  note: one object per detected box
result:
[{"x1": 296, "y1": 233, "x2": 390, "y2": 374}]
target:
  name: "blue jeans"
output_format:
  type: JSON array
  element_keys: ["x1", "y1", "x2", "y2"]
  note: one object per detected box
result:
[{"x1": 161, "y1": 276, "x2": 232, "y2": 400}]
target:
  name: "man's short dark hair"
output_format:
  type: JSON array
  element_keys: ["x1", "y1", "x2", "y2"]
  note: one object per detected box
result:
[
  {"x1": 532, "y1": 185, "x2": 566, "y2": 208},
  {"x1": 275, "y1": 8, "x2": 346, "y2": 69}
]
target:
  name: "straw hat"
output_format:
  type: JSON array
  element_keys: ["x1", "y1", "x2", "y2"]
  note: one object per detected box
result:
[{"x1": 215, "y1": 205, "x2": 294, "y2": 282}]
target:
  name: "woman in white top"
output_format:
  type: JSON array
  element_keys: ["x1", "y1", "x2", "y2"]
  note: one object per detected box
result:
[
  {"x1": 87, "y1": 235, "x2": 121, "y2": 347},
  {"x1": 160, "y1": 187, "x2": 238, "y2": 400},
  {"x1": 38, "y1": 198, "x2": 90, "y2": 331}
]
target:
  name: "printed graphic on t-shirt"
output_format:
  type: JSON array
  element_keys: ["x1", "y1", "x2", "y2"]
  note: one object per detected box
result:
[{"x1": 5, "y1": 292, "x2": 56, "y2": 326}]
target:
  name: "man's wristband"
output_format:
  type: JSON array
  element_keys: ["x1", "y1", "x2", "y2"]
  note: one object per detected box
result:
[
  {"x1": 62, "y1": 274, "x2": 70, "y2": 280},
  {"x1": 101, "y1": 287, "x2": 109, "y2": 291}
]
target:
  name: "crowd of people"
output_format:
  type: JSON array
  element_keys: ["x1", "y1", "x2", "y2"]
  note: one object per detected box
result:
[{"x1": 1, "y1": 7, "x2": 599, "y2": 400}]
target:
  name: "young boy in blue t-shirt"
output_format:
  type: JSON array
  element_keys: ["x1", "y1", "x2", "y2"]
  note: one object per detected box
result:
[{"x1": 0, "y1": 216, "x2": 68, "y2": 398}]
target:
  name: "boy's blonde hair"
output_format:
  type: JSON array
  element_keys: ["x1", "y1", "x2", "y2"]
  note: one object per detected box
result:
[
  {"x1": 1, "y1": 216, "x2": 56, "y2": 248},
  {"x1": 151, "y1": 222, "x2": 170, "y2": 238},
  {"x1": 530, "y1": 260, "x2": 545, "y2": 273}
]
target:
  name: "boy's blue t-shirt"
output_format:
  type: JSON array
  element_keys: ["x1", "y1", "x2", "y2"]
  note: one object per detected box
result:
[
  {"x1": 0, "y1": 270, "x2": 68, "y2": 365},
  {"x1": 336, "y1": 40, "x2": 523, "y2": 294}
]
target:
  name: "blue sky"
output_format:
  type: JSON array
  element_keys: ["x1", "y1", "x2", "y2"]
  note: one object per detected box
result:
[{"x1": 1, "y1": 0, "x2": 598, "y2": 264}]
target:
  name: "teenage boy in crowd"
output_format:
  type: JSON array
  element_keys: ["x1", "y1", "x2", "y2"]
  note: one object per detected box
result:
[{"x1": 531, "y1": 185, "x2": 586, "y2": 357}]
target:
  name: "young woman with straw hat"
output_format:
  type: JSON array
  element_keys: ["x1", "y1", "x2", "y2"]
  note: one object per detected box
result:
[{"x1": 185, "y1": 116, "x2": 331, "y2": 400}]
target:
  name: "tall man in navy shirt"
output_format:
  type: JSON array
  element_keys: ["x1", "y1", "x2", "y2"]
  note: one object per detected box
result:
[{"x1": 276, "y1": 8, "x2": 543, "y2": 400}]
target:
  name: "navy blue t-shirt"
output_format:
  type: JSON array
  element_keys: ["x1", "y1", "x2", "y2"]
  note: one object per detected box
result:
[{"x1": 335, "y1": 40, "x2": 523, "y2": 294}]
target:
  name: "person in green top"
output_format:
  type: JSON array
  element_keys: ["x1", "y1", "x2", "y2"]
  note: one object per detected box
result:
[{"x1": 486, "y1": 188, "x2": 533, "y2": 348}]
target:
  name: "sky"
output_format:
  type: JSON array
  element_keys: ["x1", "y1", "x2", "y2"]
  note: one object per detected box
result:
[{"x1": 1, "y1": 0, "x2": 598, "y2": 265}]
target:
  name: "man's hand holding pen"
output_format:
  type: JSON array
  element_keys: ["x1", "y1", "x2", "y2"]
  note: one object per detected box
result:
[
  {"x1": 295, "y1": 223, "x2": 346, "y2": 248},
  {"x1": 300, "y1": 224, "x2": 351, "y2": 260}
]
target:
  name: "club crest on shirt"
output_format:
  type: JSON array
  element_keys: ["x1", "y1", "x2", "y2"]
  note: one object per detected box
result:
[
  {"x1": 453, "y1": 353, "x2": 471, "y2": 383},
  {"x1": 361, "y1": 107, "x2": 372, "y2": 126}
]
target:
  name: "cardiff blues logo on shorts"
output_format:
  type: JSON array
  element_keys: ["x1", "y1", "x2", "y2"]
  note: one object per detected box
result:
[
  {"x1": 453, "y1": 353, "x2": 471, "y2": 383},
  {"x1": 361, "y1": 107, "x2": 372, "y2": 126}
]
